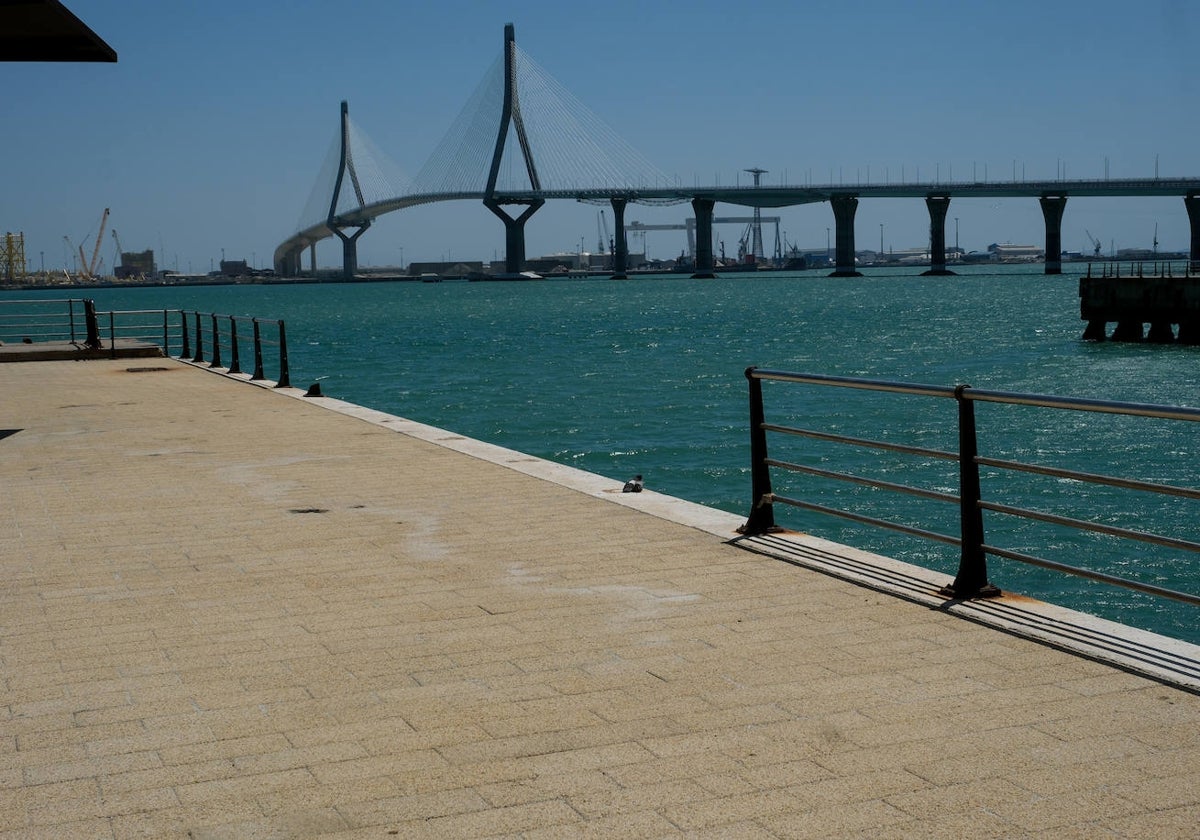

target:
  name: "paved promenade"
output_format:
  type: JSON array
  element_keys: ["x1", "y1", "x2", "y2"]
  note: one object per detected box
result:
[{"x1": 2, "y1": 358, "x2": 1199, "y2": 838}]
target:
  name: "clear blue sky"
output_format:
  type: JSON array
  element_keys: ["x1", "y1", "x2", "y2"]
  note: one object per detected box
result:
[{"x1": 7, "y1": 0, "x2": 1199, "y2": 273}]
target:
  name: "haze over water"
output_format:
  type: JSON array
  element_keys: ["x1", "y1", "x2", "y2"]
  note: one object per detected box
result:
[{"x1": 19, "y1": 264, "x2": 1197, "y2": 643}]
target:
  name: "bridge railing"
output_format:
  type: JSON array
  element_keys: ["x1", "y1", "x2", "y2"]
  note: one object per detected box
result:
[
  {"x1": 0, "y1": 297, "x2": 98, "y2": 346},
  {"x1": 739, "y1": 367, "x2": 1200, "y2": 611}
]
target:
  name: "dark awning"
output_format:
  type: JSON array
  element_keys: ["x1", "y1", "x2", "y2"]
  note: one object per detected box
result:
[{"x1": 0, "y1": 0, "x2": 117, "y2": 62}]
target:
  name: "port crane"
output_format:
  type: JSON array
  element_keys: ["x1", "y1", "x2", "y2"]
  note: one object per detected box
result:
[
  {"x1": 596, "y1": 211, "x2": 611, "y2": 254},
  {"x1": 75, "y1": 208, "x2": 110, "y2": 280},
  {"x1": 1085, "y1": 229, "x2": 1103, "y2": 258}
]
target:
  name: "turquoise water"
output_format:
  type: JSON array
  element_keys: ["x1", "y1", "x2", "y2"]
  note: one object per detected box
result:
[{"x1": 9, "y1": 266, "x2": 1197, "y2": 642}]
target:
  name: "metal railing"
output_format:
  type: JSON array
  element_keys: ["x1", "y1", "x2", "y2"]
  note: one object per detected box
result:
[
  {"x1": 2, "y1": 299, "x2": 293, "y2": 387},
  {"x1": 740, "y1": 367, "x2": 1200, "y2": 608},
  {"x1": 95, "y1": 308, "x2": 180, "y2": 356},
  {"x1": 178, "y1": 310, "x2": 290, "y2": 387},
  {"x1": 0, "y1": 297, "x2": 99, "y2": 347}
]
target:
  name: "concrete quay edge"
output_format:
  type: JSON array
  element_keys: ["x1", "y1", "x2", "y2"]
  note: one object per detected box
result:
[{"x1": 195, "y1": 359, "x2": 1200, "y2": 694}]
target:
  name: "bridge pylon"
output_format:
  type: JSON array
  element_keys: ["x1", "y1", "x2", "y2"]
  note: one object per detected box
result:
[
  {"x1": 327, "y1": 100, "x2": 371, "y2": 280},
  {"x1": 484, "y1": 23, "x2": 544, "y2": 276}
]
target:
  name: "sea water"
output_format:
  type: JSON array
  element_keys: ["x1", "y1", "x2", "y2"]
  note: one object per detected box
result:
[{"x1": 14, "y1": 265, "x2": 1197, "y2": 642}]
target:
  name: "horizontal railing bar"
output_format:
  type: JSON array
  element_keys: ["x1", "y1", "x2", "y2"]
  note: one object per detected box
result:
[
  {"x1": 749, "y1": 369, "x2": 958, "y2": 399},
  {"x1": 762, "y1": 423, "x2": 959, "y2": 462},
  {"x1": 765, "y1": 458, "x2": 960, "y2": 504},
  {"x1": 768, "y1": 493, "x2": 961, "y2": 546},
  {"x1": 0, "y1": 298, "x2": 86, "y2": 305},
  {"x1": 982, "y1": 544, "x2": 1200, "y2": 607},
  {"x1": 975, "y1": 456, "x2": 1200, "y2": 500},
  {"x1": 964, "y1": 388, "x2": 1200, "y2": 422},
  {"x1": 979, "y1": 500, "x2": 1200, "y2": 553},
  {"x1": 749, "y1": 368, "x2": 1200, "y2": 422},
  {"x1": 0, "y1": 319, "x2": 74, "y2": 328}
]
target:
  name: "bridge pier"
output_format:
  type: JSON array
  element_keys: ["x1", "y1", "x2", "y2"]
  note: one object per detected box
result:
[
  {"x1": 610, "y1": 198, "x2": 628, "y2": 279},
  {"x1": 277, "y1": 249, "x2": 298, "y2": 278},
  {"x1": 691, "y1": 198, "x2": 717, "y2": 279},
  {"x1": 309, "y1": 243, "x2": 317, "y2": 277},
  {"x1": 922, "y1": 196, "x2": 955, "y2": 276},
  {"x1": 1039, "y1": 195, "x2": 1067, "y2": 275},
  {"x1": 486, "y1": 199, "x2": 543, "y2": 275},
  {"x1": 330, "y1": 223, "x2": 369, "y2": 280},
  {"x1": 1186, "y1": 193, "x2": 1200, "y2": 271},
  {"x1": 829, "y1": 195, "x2": 862, "y2": 277}
]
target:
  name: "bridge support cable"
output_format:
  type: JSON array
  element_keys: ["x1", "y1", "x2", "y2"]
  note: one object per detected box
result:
[
  {"x1": 922, "y1": 196, "x2": 955, "y2": 276},
  {"x1": 691, "y1": 198, "x2": 717, "y2": 279},
  {"x1": 1186, "y1": 193, "x2": 1200, "y2": 273},
  {"x1": 829, "y1": 195, "x2": 863, "y2": 277},
  {"x1": 1039, "y1": 195, "x2": 1068, "y2": 275},
  {"x1": 610, "y1": 198, "x2": 628, "y2": 279}
]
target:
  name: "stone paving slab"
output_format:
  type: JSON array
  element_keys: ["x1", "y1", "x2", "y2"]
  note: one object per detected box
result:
[{"x1": 2, "y1": 358, "x2": 1199, "y2": 838}]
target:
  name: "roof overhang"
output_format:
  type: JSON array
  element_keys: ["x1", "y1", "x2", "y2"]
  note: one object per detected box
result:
[{"x1": 0, "y1": 0, "x2": 117, "y2": 62}]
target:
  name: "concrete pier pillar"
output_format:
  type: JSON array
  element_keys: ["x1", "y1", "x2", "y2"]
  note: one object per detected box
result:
[
  {"x1": 308, "y1": 243, "x2": 317, "y2": 277},
  {"x1": 1039, "y1": 195, "x2": 1068, "y2": 275},
  {"x1": 485, "y1": 199, "x2": 543, "y2": 275},
  {"x1": 829, "y1": 195, "x2": 862, "y2": 277},
  {"x1": 1186, "y1": 194, "x2": 1200, "y2": 271},
  {"x1": 330, "y1": 223, "x2": 369, "y2": 280},
  {"x1": 691, "y1": 197, "x2": 717, "y2": 279},
  {"x1": 922, "y1": 196, "x2": 955, "y2": 276},
  {"x1": 610, "y1": 198, "x2": 628, "y2": 279},
  {"x1": 1111, "y1": 320, "x2": 1144, "y2": 342}
]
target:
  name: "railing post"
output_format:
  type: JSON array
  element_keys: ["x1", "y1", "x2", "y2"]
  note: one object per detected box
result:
[
  {"x1": 940, "y1": 385, "x2": 1001, "y2": 599},
  {"x1": 275, "y1": 320, "x2": 291, "y2": 388},
  {"x1": 83, "y1": 299, "x2": 101, "y2": 349},
  {"x1": 192, "y1": 311, "x2": 204, "y2": 363},
  {"x1": 180, "y1": 310, "x2": 190, "y2": 359},
  {"x1": 69, "y1": 298, "x2": 78, "y2": 343},
  {"x1": 162, "y1": 310, "x2": 169, "y2": 356},
  {"x1": 738, "y1": 366, "x2": 779, "y2": 535},
  {"x1": 227, "y1": 316, "x2": 241, "y2": 375},
  {"x1": 250, "y1": 318, "x2": 265, "y2": 380},
  {"x1": 209, "y1": 313, "x2": 222, "y2": 368},
  {"x1": 108, "y1": 311, "x2": 116, "y2": 358}
]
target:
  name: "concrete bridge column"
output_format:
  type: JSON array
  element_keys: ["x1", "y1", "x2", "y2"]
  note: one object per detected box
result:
[
  {"x1": 486, "y1": 199, "x2": 543, "y2": 275},
  {"x1": 308, "y1": 243, "x2": 317, "y2": 277},
  {"x1": 1186, "y1": 193, "x2": 1200, "y2": 271},
  {"x1": 330, "y1": 223, "x2": 369, "y2": 281},
  {"x1": 610, "y1": 198, "x2": 628, "y2": 279},
  {"x1": 922, "y1": 196, "x2": 955, "y2": 276},
  {"x1": 691, "y1": 198, "x2": 716, "y2": 279},
  {"x1": 1039, "y1": 195, "x2": 1067, "y2": 275},
  {"x1": 829, "y1": 195, "x2": 862, "y2": 277}
]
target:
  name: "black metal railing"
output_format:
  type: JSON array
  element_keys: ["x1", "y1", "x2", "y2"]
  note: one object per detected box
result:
[
  {"x1": 95, "y1": 308, "x2": 180, "y2": 356},
  {"x1": 0, "y1": 297, "x2": 99, "y2": 347},
  {"x1": 178, "y1": 310, "x2": 290, "y2": 387},
  {"x1": 3, "y1": 299, "x2": 293, "y2": 386},
  {"x1": 740, "y1": 367, "x2": 1200, "y2": 608}
]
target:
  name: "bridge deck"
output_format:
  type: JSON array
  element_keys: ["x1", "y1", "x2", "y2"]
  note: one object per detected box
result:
[{"x1": 3, "y1": 358, "x2": 1199, "y2": 838}]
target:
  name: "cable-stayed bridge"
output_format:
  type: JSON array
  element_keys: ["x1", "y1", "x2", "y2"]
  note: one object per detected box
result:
[{"x1": 275, "y1": 23, "x2": 1200, "y2": 280}]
